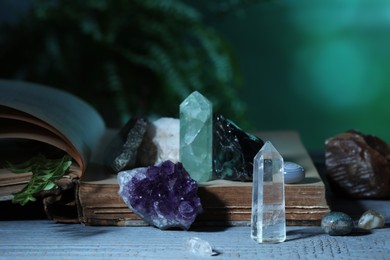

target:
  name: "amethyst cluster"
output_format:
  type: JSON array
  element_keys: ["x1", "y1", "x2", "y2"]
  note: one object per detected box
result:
[{"x1": 118, "y1": 160, "x2": 203, "y2": 230}]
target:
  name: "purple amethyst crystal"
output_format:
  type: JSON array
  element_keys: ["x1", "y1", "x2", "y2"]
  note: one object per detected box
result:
[{"x1": 118, "y1": 160, "x2": 203, "y2": 230}]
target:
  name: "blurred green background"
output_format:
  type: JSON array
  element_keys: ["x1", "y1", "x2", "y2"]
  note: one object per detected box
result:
[
  {"x1": 2, "y1": 0, "x2": 390, "y2": 152},
  {"x1": 208, "y1": 0, "x2": 390, "y2": 152}
]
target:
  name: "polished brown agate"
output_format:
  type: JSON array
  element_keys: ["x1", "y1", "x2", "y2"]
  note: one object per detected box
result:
[{"x1": 325, "y1": 130, "x2": 390, "y2": 199}]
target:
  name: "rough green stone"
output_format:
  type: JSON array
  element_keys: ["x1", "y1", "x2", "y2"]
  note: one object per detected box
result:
[
  {"x1": 179, "y1": 91, "x2": 213, "y2": 183},
  {"x1": 105, "y1": 117, "x2": 149, "y2": 172}
]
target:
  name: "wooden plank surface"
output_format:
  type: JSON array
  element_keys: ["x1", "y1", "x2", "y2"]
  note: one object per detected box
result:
[{"x1": 1, "y1": 220, "x2": 389, "y2": 259}]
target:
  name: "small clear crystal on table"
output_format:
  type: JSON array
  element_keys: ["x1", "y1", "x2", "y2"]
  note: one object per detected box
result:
[
  {"x1": 251, "y1": 141, "x2": 286, "y2": 243},
  {"x1": 179, "y1": 91, "x2": 213, "y2": 183}
]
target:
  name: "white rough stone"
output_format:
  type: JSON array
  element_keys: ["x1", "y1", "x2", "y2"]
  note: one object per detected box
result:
[{"x1": 152, "y1": 117, "x2": 180, "y2": 164}]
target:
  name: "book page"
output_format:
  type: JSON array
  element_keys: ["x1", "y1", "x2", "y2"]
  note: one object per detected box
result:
[
  {"x1": 0, "y1": 119, "x2": 81, "y2": 166},
  {"x1": 0, "y1": 80, "x2": 106, "y2": 170}
]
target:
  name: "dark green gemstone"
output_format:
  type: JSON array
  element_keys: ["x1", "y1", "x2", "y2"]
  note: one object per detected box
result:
[{"x1": 212, "y1": 114, "x2": 264, "y2": 181}]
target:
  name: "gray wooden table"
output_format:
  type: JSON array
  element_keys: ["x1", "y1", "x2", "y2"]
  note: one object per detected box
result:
[
  {"x1": 2, "y1": 159, "x2": 390, "y2": 259},
  {"x1": 1, "y1": 219, "x2": 389, "y2": 259}
]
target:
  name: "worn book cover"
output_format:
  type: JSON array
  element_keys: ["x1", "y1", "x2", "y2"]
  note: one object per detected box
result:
[{"x1": 77, "y1": 131, "x2": 330, "y2": 226}]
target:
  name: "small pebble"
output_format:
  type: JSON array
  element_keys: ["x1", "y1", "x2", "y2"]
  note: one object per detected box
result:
[
  {"x1": 321, "y1": 211, "x2": 354, "y2": 236},
  {"x1": 358, "y1": 209, "x2": 385, "y2": 230}
]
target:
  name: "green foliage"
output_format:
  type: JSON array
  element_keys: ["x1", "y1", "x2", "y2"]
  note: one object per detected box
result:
[
  {"x1": 0, "y1": 0, "x2": 249, "y2": 127},
  {"x1": 4, "y1": 154, "x2": 72, "y2": 205}
]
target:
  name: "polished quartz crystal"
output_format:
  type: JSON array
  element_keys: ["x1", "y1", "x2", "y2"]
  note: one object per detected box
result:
[
  {"x1": 251, "y1": 141, "x2": 286, "y2": 243},
  {"x1": 179, "y1": 91, "x2": 213, "y2": 183}
]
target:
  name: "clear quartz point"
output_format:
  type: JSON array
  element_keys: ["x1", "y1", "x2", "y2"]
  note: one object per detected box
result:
[{"x1": 251, "y1": 141, "x2": 286, "y2": 243}]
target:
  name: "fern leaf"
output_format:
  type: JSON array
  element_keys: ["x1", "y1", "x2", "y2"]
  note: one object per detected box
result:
[{"x1": 5, "y1": 154, "x2": 72, "y2": 206}]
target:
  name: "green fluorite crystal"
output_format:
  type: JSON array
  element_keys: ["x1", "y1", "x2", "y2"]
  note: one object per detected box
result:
[{"x1": 180, "y1": 91, "x2": 213, "y2": 183}]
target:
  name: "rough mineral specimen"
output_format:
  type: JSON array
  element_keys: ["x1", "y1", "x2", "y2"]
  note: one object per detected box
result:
[
  {"x1": 180, "y1": 91, "x2": 213, "y2": 183},
  {"x1": 137, "y1": 117, "x2": 180, "y2": 166},
  {"x1": 213, "y1": 114, "x2": 264, "y2": 181},
  {"x1": 321, "y1": 211, "x2": 354, "y2": 236},
  {"x1": 325, "y1": 130, "x2": 390, "y2": 199},
  {"x1": 117, "y1": 160, "x2": 203, "y2": 230},
  {"x1": 105, "y1": 117, "x2": 149, "y2": 172},
  {"x1": 358, "y1": 209, "x2": 385, "y2": 230}
]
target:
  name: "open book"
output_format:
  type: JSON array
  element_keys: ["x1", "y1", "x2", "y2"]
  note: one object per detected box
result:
[
  {"x1": 0, "y1": 80, "x2": 107, "y2": 221},
  {"x1": 0, "y1": 80, "x2": 329, "y2": 225}
]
